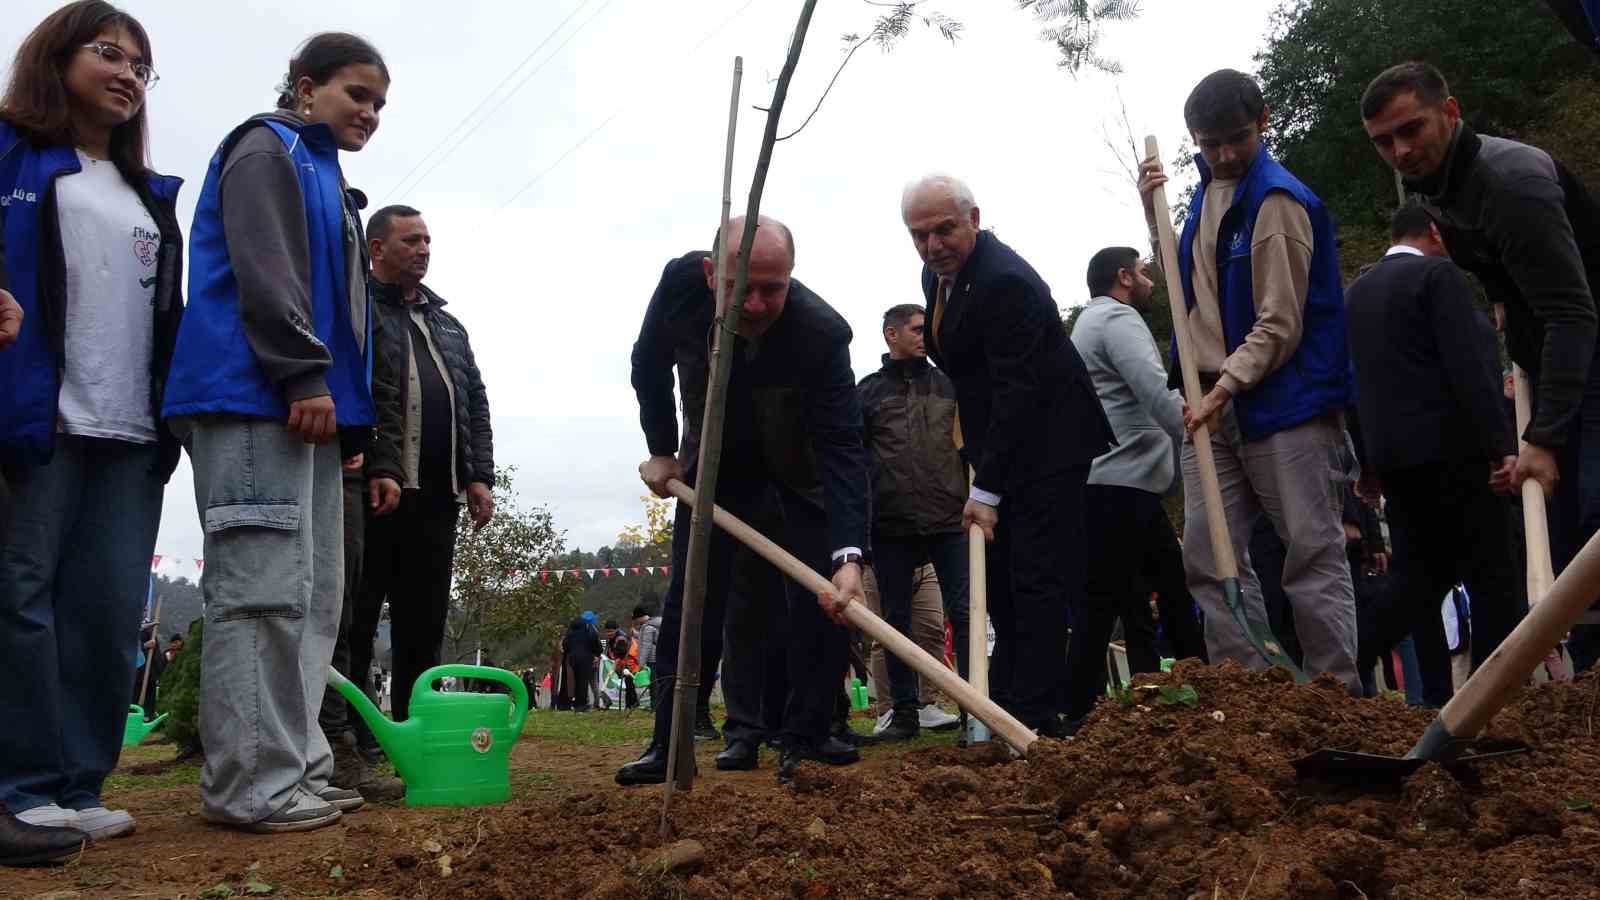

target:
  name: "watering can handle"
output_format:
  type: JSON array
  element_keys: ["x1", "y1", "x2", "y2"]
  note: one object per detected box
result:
[{"x1": 413, "y1": 664, "x2": 529, "y2": 734}]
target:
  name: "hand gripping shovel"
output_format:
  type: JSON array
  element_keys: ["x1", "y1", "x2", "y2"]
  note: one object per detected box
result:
[
  {"x1": 1291, "y1": 524, "x2": 1600, "y2": 784},
  {"x1": 1145, "y1": 136, "x2": 1306, "y2": 681},
  {"x1": 665, "y1": 478, "x2": 1038, "y2": 756}
]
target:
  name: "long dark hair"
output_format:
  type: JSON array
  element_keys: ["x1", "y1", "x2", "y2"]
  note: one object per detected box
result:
[
  {"x1": 275, "y1": 32, "x2": 390, "y2": 110},
  {"x1": 0, "y1": 0, "x2": 153, "y2": 180}
]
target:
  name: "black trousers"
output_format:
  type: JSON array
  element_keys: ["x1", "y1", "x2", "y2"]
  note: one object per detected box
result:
[
  {"x1": 1363, "y1": 460, "x2": 1524, "y2": 706},
  {"x1": 351, "y1": 491, "x2": 460, "y2": 723},
  {"x1": 651, "y1": 467, "x2": 845, "y2": 748},
  {"x1": 873, "y1": 531, "x2": 970, "y2": 712},
  {"x1": 1084, "y1": 483, "x2": 1207, "y2": 682},
  {"x1": 988, "y1": 465, "x2": 1090, "y2": 728},
  {"x1": 319, "y1": 475, "x2": 375, "y2": 742},
  {"x1": 719, "y1": 537, "x2": 791, "y2": 745}
]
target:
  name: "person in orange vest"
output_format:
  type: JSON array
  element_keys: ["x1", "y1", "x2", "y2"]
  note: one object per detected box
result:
[{"x1": 604, "y1": 621, "x2": 640, "y2": 708}]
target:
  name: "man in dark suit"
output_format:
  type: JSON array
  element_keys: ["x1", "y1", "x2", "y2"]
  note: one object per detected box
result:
[
  {"x1": 894, "y1": 175, "x2": 1114, "y2": 736},
  {"x1": 1345, "y1": 203, "x2": 1524, "y2": 705},
  {"x1": 620, "y1": 215, "x2": 872, "y2": 784}
]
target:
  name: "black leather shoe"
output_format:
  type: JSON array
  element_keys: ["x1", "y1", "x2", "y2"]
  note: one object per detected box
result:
[
  {"x1": 715, "y1": 739, "x2": 760, "y2": 771},
  {"x1": 816, "y1": 736, "x2": 861, "y2": 766},
  {"x1": 1033, "y1": 715, "x2": 1079, "y2": 741},
  {"x1": 877, "y1": 707, "x2": 920, "y2": 741},
  {"x1": 0, "y1": 807, "x2": 89, "y2": 867},
  {"x1": 616, "y1": 745, "x2": 669, "y2": 785},
  {"x1": 829, "y1": 721, "x2": 881, "y2": 747},
  {"x1": 776, "y1": 744, "x2": 809, "y2": 784}
]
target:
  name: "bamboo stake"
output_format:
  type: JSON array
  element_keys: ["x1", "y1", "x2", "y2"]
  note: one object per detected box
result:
[
  {"x1": 662, "y1": 0, "x2": 817, "y2": 835},
  {"x1": 666, "y1": 479, "x2": 1038, "y2": 755},
  {"x1": 138, "y1": 597, "x2": 162, "y2": 711},
  {"x1": 663, "y1": 56, "x2": 744, "y2": 806}
]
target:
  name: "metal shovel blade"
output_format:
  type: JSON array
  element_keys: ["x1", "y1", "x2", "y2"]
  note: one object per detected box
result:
[
  {"x1": 1291, "y1": 747, "x2": 1426, "y2": 784},
  {"x1": 1222, "y1": 578, "x2": 1309, "y2": 682},
  {"x1": 1292, "y1": 736, "x2": 1531, "y2": 785}
]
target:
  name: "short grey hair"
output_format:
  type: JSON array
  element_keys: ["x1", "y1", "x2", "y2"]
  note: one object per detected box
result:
[{"x1": 901, "y1": 173, "x2": 977, "y2": 222}]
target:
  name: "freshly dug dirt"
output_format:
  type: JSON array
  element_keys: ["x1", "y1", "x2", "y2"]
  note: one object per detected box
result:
[
  {"x1": 9, "y1": 664, "x2": 1598, "y2": 898},
  {"x1": 340, "y1": 663, "x2": 1600, "y2": 899}
]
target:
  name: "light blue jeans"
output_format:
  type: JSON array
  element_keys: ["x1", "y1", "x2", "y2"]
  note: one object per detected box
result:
[
  {"x1": 175, "y1": 417, "x2": 342, "y2": 824},
  {"x1": 0, "y1": 437, "x2": 162, "y2": 812}
]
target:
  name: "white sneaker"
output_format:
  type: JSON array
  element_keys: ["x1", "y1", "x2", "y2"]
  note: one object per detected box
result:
[
  {"x1": 74, "y1": 807, "x2": 136, "y2": 840},
  {"x1": 14, "y1": 804, "x2": 79, "y2": 829},
  {"x1": 871, "y1": 709, "x2": 894, "y2": 736},
  {"x1": 918, "y1": 704, "x2": 961, "y2": 731}
]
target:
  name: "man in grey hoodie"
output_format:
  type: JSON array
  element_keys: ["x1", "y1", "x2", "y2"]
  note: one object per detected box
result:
[{"x1": 1069, "y1": 248, "x2": 1208, "y2": 714}]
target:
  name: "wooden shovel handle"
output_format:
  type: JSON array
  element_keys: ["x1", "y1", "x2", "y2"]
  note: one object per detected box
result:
[
  {"x1": 1513, "y1": 365, "x2": 1556, "y2": 600},
  {"x1": 1441, "y1": 522, "x2": 1600, "y2": 739},
  {"x1": 1144, "y1": 136, "x2": 1239, "y2": 580},
  {"x1": 968, "y1": 524, "x2": 989, "y2": 699},
  {"x1": 665, "y1": 478, "x2": 1037, "y2": 755}
]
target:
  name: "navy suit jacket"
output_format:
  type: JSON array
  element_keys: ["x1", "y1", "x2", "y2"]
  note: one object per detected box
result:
[
  {"x1": 631, "y1": 251, "x2": 871, "y2": 555},
  {"x1": 921, "y1": 231, "x2": 1114, "y2": 496}
]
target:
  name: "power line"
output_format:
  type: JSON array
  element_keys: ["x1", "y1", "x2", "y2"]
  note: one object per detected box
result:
[
  {"x1": 382, "y1": 0, "x2": 620, "y2": 202},
  {"x1": 499, "y1": 0, "x2": 757, "y2": 211}
]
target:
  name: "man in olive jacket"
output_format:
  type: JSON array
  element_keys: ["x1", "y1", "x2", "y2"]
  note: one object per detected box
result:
[
  {"x1": 857, "y1": 303, "x2": 970, "y2": 740},
  {"x1": 350, "y1": 205, "x2": 495, "y2": 727}
]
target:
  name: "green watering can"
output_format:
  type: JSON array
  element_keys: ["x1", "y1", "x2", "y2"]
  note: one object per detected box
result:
[
  {"x1": 123, "y1": 705, "x2": 167, "y2": 746},
  {"x1": 328, "y1": 664, "x2": 528, "y2": 807}
]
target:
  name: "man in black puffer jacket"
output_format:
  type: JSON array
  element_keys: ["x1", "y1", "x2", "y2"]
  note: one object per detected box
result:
[{"x1": 350, "y1": 205, "x2": 495, "y2": 727}]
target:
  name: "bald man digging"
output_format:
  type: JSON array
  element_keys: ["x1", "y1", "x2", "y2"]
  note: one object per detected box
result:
[{"x1": 620, "y1": 216, "x2": 872, "y2": 785}]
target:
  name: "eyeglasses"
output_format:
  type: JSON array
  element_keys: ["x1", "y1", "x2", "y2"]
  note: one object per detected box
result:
[{"x1": 80, "y1": 41, "x2": 158, "y2": 90}]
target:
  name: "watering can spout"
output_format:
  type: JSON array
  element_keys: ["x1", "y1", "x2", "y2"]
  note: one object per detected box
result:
[{"x1": 327, "y1": 667, "x2": 410, "y2": 761}]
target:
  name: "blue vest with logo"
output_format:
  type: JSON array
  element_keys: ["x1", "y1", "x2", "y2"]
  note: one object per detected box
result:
[
  {"x1": 0, "y1": 123, "x2": 182, "y2": 464},
  {"x1": 162, "y1": 116, "x2": 372, "y2": 426},
  {"x1": 1174, "y1": 149, "x2": 1353, "y2": 442}
]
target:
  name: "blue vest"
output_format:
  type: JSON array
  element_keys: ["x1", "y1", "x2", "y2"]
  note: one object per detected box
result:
[
  {"x1": 0, "y1": 123, "x2": 182, "y2": 464},
  {"x1": 1174, "y1": 149, "x2": 1354, "y2": 441},
  {"x1": 162, "y1": 116, "x2": 373, "y2": 426}
]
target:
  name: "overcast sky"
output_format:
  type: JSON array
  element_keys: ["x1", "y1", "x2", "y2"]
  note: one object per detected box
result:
[{"x1": 7, "y1": 0, "x2": 1283, "y2": 576}]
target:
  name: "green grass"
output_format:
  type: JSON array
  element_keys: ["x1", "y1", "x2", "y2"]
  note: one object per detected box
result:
[{"x1": 521, "y1": 707, "x2": 657, "y2": 745}]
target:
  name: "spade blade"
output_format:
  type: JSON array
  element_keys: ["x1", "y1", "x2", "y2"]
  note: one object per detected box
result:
[{"x1": 1290, "y1": 748, "x2": 1427, "y2": 784}]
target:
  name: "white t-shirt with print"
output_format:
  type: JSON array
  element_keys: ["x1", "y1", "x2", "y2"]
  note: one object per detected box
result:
[{"x1": 55, "y1": 150, "x2": 160, "y2": 444}]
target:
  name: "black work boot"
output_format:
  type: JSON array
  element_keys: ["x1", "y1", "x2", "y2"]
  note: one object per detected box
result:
[
  {"x1": 877, "y1": 706, "x2": 921, "y2": 742},
  {"x1": 0, "y1": 804, "x2": 89, "y2": 867}
]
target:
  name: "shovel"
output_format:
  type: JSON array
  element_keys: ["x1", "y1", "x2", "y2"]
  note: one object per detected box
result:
[
  {"x1": 665, "y1": 478, "x2": 1038, "y2": 756},
  {"x1": 1515, "y1": 364, "x2": 1577, "y2": 682},
  {"x1": 1144, "y1": 135, "x2": 1307, "y2": 681},
  {"x1": 964, "y1": 519, "x2": 992, "y2": 744},
  {"x1": 1292, "y1": 523, "x2": 1600, "y2": 783}
]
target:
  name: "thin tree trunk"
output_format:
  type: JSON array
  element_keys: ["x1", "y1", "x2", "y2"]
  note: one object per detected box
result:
[{"x1": 661, "y1": 0, "x2": 818, "y2": 836}]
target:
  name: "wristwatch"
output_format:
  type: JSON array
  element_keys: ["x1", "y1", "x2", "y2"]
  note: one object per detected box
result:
[{"x1": 831, "y1": 552, "x2": 864, "y2": 574}]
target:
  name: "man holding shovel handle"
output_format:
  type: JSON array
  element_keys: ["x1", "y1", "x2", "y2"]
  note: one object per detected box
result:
[
  {"x1": 1137, "y1": 69, "x2": 1360, "y2": 690},
  {"x1": 619, "y1": 215, "x2": 874, "y2": 786}
]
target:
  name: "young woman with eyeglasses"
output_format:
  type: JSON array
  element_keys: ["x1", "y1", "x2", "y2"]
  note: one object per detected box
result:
[
  {"x1": 0, "y1": 0, "x2": 180, "y2": 855},
  {"x1": 161, "y1": 32, "x2": 389, "y2": 834}
]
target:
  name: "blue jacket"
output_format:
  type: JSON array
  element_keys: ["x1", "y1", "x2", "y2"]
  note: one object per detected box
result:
[
  {"x1": 1175, "y1": 148, "x2": 1354, "y2": 442},
  {"x1": 0, "y1": 122, "x2": 186, "y2": 475},
  {"x1": 162, "y1": 115, "x2": 373, "y2": 430}
]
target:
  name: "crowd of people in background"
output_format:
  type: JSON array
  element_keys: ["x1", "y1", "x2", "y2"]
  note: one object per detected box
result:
[{"x1": 1, "y1": 0, "x2": 1597, "y2": 872}]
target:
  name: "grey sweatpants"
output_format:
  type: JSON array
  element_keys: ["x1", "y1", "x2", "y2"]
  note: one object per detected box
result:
[
  {"x1": 1181, "y1": 409, "x2": 1359, "y2": 690},
  {"x1": 176, "y1": 417, "x2": 342, "y2": 824}
]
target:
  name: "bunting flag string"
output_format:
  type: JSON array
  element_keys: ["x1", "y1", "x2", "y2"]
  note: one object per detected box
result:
[{"x1": 155, "y1": 554, "x2": 670, "y2": 583}]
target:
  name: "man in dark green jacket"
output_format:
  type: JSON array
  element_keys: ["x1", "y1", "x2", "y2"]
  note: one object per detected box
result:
[{"x1": 857, "y1": 303, "x2": 970, "y2": 740}]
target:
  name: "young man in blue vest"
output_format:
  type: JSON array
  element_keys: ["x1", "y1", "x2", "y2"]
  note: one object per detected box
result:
[{"x1": 1138, "y1": 69, "x2": 1360, "y2": 690}]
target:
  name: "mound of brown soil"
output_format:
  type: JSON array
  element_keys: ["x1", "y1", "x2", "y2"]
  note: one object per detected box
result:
[{"x1": 335, "y1": 663, "x2": 1600, "y2": 899}]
